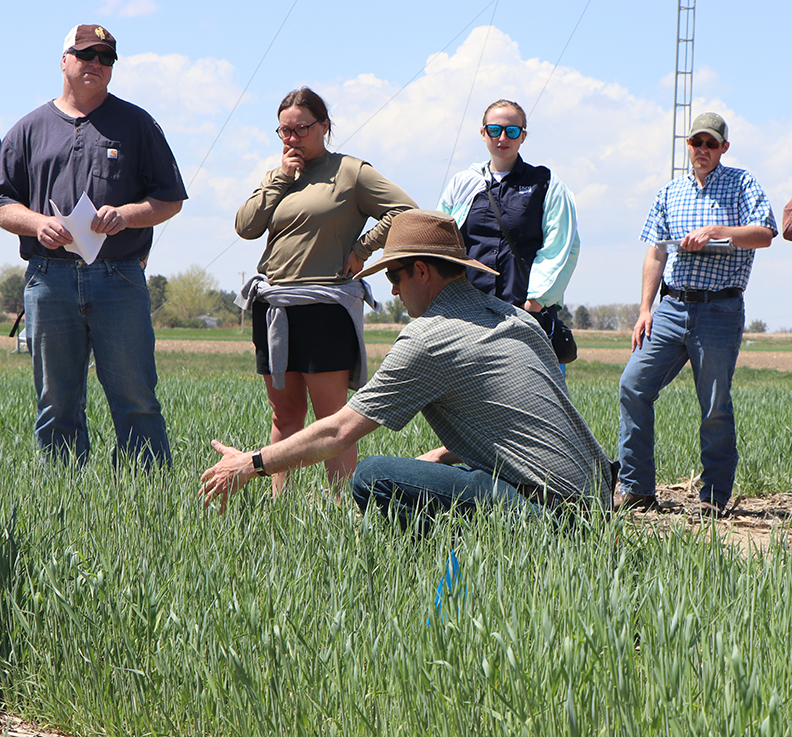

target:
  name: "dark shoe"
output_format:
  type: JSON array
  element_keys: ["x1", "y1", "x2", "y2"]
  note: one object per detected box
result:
[
  {"x1": 698, "y1": 500, "x2": 726, "y2": 519},
  {"x1": 614, "y1": 490, "x2": 658, "y2": 512}
]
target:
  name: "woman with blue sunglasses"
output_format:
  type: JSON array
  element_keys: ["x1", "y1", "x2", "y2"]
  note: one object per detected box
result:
[{"x1": 438, "y1": 99, "x2": 580, "y2": 323}]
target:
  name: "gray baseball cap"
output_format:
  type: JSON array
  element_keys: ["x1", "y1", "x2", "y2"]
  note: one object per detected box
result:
[{"x1": 689, "y1": 112, "x2": 728, "y2": 142}]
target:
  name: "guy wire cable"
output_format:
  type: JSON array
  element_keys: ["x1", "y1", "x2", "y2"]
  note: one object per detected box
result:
[
  {"x1": 525, "y1": 0, "x2": 593, "y2": 122},
  {"x1": 437, "y1": 0, "x2": 499, "y2": 201},
  {"x1": 148, "y1": 0, "x2": 299, "y2": 316},
  {"x1": 176, "y1": 0, "x2": 502, "y2": 308},
  {"x1": 334, "y1": 0, "x2": 499, "y2": 151},
  {"x1": 153, "y1": 0, "x2": 520, "y2": 316},
  {"x1": 151, "y1": 0, "x2": 299, "y2": 251}
]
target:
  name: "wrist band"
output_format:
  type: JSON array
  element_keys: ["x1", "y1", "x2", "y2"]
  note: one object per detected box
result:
[{"x1": 251, "y1": 450, "x2": 268, "y2": 477}]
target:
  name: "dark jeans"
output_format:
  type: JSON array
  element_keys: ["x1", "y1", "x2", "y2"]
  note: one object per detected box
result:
[
  {"x1": 24, "y1": 258, "x2": 170, "y2": 467},
  {"x1": 351, "y1": 456, "x2": 545, "y2": 535}
]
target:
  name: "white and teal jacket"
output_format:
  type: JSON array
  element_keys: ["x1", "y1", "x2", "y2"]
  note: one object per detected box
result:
[{"x1": 438, "y1": 156, "x2": 580, "y2": 308}]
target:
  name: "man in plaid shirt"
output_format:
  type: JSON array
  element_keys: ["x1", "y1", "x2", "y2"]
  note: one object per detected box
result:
[
  {"x1": 201, "y1": 210, "x2": 615, "y2": 529},
  {"x1": 616, "y1": 112, "x2": 777, "y2": 517}
]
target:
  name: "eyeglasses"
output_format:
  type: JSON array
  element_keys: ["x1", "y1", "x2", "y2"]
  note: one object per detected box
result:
[
  {"x1": 67, "y1": 48, "x2": 116, "y2": 67},
  {"x1": 385, "y1": 266, "x2": 408, "y2": 286},
  {"x1": 484, "y1": 124, "x2": 525, "y2": 139},
  {"x1": 275, "y1": 120, "x2": 323, "y2": 140},
  {"x1": 687, "y1": 137, "x2": 722, "y2": 150}
]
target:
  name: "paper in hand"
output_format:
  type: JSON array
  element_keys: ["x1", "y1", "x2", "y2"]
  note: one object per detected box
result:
[
  {"x1": 49, "y1": 192, "x2": 106, "y2": 264},
  {"x1": 657, "y1": 238, "x2": 734, "y2": 255}
]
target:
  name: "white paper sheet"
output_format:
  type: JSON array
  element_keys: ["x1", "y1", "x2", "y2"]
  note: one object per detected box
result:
[{"x1": 49, "y1": 192, "x2": 106, "y2": 264}]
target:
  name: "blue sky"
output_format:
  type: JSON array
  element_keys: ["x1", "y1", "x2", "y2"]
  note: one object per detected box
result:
[{"x1": 2, "y1": 0, "x2": 792, "y2": 328}]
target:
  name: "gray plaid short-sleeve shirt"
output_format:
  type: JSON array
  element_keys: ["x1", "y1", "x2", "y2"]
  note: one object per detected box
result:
[{"x1": 348, "y1": 279, "x2": 613, "y2": 506}]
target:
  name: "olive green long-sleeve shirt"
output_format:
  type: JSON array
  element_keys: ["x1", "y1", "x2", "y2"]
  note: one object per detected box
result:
[{"x1": 235, "y1": 153, "x2": 417, "y2": 285}]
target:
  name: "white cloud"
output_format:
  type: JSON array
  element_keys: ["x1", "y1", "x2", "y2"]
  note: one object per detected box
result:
[{"x1": 111, "y1": 53, "x2": 245, "y2": 131}]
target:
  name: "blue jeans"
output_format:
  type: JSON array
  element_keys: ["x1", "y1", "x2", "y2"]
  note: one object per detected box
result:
[
  {"x1": 618, "y1": 295, "x2": 744, "y2": 507},
  {"x1": 352, "y1": 456, "x2": 543, "y2": 535},
  {"x1": 24, "y1": 258, "x2": 170, "y2": 467}
]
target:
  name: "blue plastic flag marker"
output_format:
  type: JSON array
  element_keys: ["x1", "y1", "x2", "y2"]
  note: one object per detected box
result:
[{"x1": 429, "y1": 550, "x2": 467, "y2": 625}]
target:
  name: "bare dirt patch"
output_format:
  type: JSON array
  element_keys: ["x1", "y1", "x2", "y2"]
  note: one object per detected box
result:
[
  {"x1": 574, "y1": 330, "x2": 792, "y2": 371},
  {"x1": 578, "y1": 347, "x2": 792, "y2": 372},
  {"x1": 1, "y1": 712, "x2": 70, "y2": 737},
  {"x1": 155, "y1": 339, "x2": 254, "y2": 354},
  {"x1": 618, "y1": 480, "x2": 792, "y2": 556}
]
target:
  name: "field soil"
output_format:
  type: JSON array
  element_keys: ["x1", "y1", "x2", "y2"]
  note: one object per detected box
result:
[
  {"x1": 4, "y1": 330, "x2": 792, "y2": 367},
  {"x1": 1, "y1": 713, "x2": 69, "y2": 737}
]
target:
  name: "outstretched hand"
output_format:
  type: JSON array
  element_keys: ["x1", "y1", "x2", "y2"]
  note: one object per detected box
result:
[{"x1": 199, "y1": 440, "x2": 256, "y2": 514}]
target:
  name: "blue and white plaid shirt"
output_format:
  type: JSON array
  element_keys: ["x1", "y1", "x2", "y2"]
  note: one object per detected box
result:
[{"x1": 640, "y1": 163, "x2": 777, "y2": 291}]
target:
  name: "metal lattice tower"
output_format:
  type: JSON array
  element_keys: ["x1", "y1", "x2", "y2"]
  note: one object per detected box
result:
[{"x1": 671, "y1": 2, "x2": 696, "y2": 180}]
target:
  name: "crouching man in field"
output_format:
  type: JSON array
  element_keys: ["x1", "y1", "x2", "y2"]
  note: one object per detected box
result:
[{"x1": 200, "y1": 210, "x2": 616, "y2": 529}]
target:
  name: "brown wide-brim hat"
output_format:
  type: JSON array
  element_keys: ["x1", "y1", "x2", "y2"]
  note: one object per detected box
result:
[{"x1": 355, "y1": 209, "x2": 499, "y2": 279}]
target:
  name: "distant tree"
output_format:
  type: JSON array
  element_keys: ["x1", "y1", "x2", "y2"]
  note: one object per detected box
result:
[
  {"x1": 557, "y1": 304, "x2": 573, "y2": 326},
  {"x1": 586, "y1": 303, "x2": 640, "y2": 331},
  {"x1": 366, "y1": 299, "x2": 409, "y2": 324},
  {"x1": 618, "y1": 304, "x2": 640, "y2": 331},
  {"x1": 574, "y1": 305, "x2": 592, "y2": 330},
  {"x1": 382, "y1": 299, "x2": 409, "y2": 324},
  {"x1": 209, "y1": 288, "x2": 245, "y2": 327},
  {"x1": 746, "y1": 319, "x2": 767, "y2": 333},
  {"x1": 0, "y1": 265, "x2": 25, "y2": 314},
  {"x1": 147, "y1": 274, "x2": 168, "y2": 312},
  {"x1": 155, "y1": 266, "x2": 221, "y2": 327},
  {"x1": 589, "y1": 304, "x2": 619, "y2": 331}
]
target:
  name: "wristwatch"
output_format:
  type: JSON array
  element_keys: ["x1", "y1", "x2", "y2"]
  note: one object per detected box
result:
[{"x1": 251, "y1": 450, "x2": 269, "y2": 477}]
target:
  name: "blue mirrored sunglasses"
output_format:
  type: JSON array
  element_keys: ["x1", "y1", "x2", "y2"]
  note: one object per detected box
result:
[{"x1": 484, "y1": 124, "x2": 524, "y2": 139}]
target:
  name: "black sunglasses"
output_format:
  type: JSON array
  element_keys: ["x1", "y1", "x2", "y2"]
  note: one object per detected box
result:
[
  {"x1": 484, "y1": 124, "x2": 524, "y2": 139},
  {"x1": 385, "y1": 265, "x2": 408, "y2": 286},
  {"x1": 67, "y1": 48, "x2": 116, "y2": 67},
  {"x1": 688, "y1": 137, "x2": 721, "y2": 150}
]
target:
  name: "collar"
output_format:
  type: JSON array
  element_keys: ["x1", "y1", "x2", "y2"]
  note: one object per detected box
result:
[
  {"x1": 304, "y1": 151, "x2": 331, "y2": 170},
  {"x1": 423, "y1": 277, "x2": 474, "y2": 315},
  {"x1": 686, "y1": 161, "x2": 725, "y2": 189},
  {"x1": 483, "y1": 154, "x2": 526, "y2": 183}
]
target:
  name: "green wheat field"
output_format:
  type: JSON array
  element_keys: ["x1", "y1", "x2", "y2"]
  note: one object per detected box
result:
[{"x1": 3, "y1": 332, "x2": 792, "y2": 736}]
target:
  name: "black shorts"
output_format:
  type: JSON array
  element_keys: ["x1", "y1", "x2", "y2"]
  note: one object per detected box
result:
[{"x1": 252, "y1": 300, "x2": 358, "y2": 376}]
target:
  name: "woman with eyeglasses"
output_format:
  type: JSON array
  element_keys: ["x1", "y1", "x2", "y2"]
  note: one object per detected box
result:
[
  {"x1": 234, "y1": 87, "x2": 416, "y2": 497},
  {"x1": 438, "y1": 99, "x2": 580, "y2": 321}
]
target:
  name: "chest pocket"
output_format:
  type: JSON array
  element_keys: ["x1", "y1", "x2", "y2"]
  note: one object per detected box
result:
[{"x1": 93, "y1": 139, "x2": 124, "y2": 181}]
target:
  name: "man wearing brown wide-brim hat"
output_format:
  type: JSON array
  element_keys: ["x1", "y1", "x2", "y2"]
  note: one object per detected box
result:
[{"x1": 202, "y1": 210, "x2": 616, "y2": 529}]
